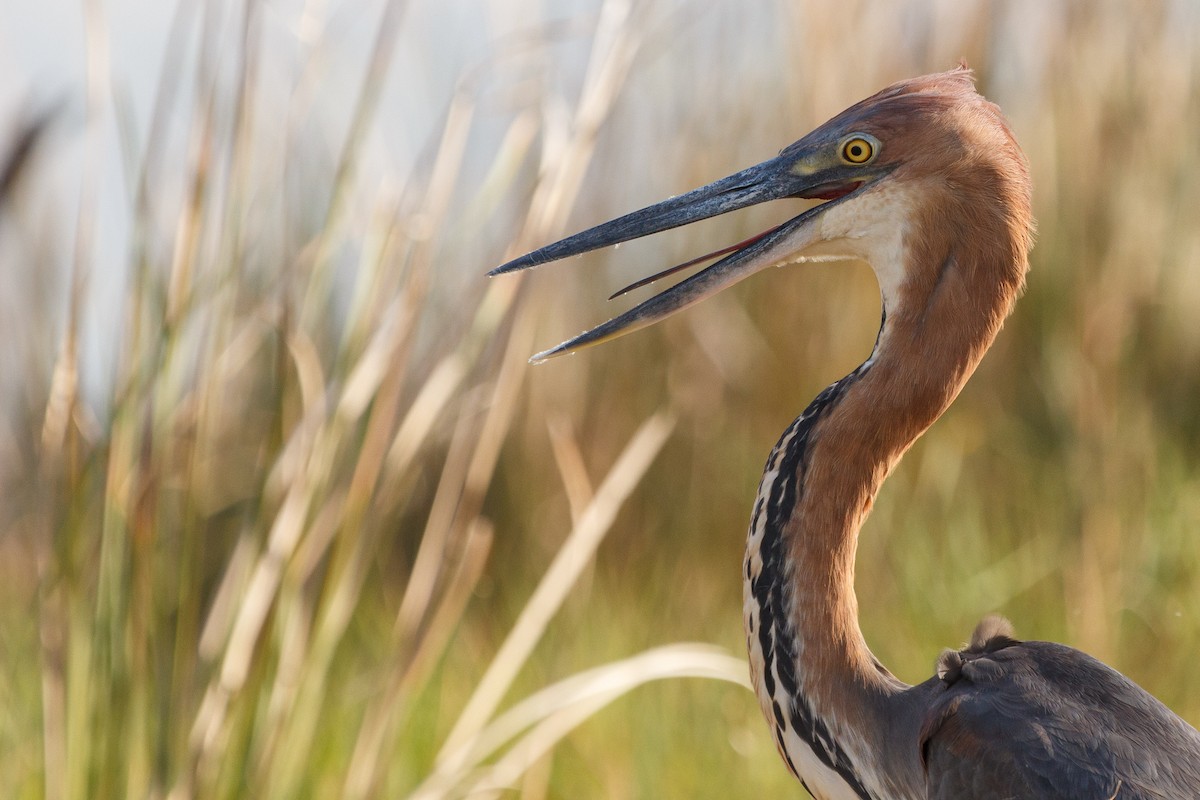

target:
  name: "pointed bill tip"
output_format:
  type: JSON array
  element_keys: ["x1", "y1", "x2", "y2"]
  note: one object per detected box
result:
[
  {"x1": 529, "y1": 316, "x2": 637, "y2": 365},
  {"x1": 529, "y1": 329, "x2": 607, "y2": 364},
  {"x1": 528, "y1": 346, "x2": 566, "y2": 365},
  {"x1": 489, "y1": 253, "x2": 537, "y2": 276}
]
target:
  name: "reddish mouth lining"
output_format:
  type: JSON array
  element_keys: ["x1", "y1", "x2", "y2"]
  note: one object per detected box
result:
[
  {"x1": 798, "y1": 180, "x2": 864, "y2": 201},
  {"x1": 607, "y1": 181, "x2": 863, "y2": 300}
]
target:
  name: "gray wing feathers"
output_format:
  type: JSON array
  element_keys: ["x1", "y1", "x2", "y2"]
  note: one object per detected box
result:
[{"x1": 921, "y1": 629, "x2": 1200, "y2": 799}]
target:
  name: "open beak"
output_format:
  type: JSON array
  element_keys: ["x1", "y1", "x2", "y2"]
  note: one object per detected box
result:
[{"x1": 490, "y1": 152, "x2": 866, "y2": 363}]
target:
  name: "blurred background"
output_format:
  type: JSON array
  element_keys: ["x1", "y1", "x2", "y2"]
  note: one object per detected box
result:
[{"x1": 1, "y1": 0, "x2": 1199, "y2": 797}]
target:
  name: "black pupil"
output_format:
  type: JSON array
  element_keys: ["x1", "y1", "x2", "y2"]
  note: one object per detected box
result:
[{"x1": 850, "y1": 144, "x2": 864, "y2": 158}]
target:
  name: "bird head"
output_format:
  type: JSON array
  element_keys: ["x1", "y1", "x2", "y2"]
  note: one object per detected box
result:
[{"x1": 492, "y1": 66, "x2": 1033, "y2": 363}]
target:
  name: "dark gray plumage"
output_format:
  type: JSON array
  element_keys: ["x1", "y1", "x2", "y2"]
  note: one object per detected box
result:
[{"x1": 922, "y1": 617, "x2": 1200, "y2": 799}]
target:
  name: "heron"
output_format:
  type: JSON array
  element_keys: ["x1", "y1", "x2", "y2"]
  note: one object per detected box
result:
[{"x1": 491, "y1": 68, "x2": 1200, "y2": 798}]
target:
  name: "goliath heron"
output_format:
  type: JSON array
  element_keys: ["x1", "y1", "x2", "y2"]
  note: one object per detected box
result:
[{"x1": 491, "y1": 68, "x2": 1200, "y2": 798}]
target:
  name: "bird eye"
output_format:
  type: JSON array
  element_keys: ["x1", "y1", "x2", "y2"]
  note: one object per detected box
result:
[{"x1": 841, "y1": 136, "x2": 875, "y2": 165}]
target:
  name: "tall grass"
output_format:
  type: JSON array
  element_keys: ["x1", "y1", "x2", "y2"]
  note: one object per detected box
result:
[{"x1": 1, "y1": 1, "x2": 1198, "y2": 798}]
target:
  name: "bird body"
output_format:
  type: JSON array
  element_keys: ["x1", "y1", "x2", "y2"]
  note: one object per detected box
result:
[
  {"x1": 923, "y1": 624, "x2": 1200, "y2": 799},
  {"x1": 494, "y1": 67, "x2": 1200, "y2": 798}
]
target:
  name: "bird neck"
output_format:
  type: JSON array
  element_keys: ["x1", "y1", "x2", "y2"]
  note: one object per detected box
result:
[{"x1": 745, "y1": 208, "x2": 1028, "y2": 795}]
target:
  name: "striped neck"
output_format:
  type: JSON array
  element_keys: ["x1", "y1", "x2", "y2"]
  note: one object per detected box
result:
[
  {"x1": 743, "y1": 224, "x2": 1027, "y2": 798},
  {"x1": 744, "y1": 342, "x2": 930, "y2": 799},
  {"x1": 744, "y1": 362, "x2": 886, "y2": 799}
]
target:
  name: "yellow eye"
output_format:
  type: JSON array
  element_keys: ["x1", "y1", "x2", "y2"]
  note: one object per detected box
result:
[{"x1": 841, "y1": 136, "x2": 875, "y2": 164}]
